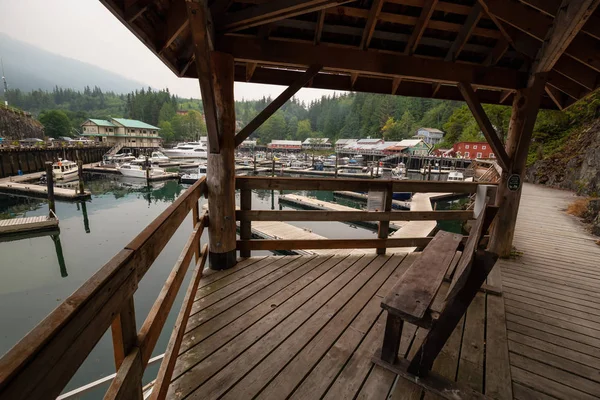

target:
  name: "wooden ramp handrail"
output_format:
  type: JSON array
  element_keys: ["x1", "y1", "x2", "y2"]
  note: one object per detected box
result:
[
  {"x1": 0, "y1": 178, "x2": 208, "y2": 400},
  {"x1": 236, "y1": 210, "x2": 474, "y2": 222}
]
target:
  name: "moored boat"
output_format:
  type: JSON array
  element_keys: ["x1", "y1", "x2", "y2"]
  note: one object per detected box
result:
[
  {"x1": 52, "y1": 159, "x2": 78, "y2": 180},
  {"x1": 116, "y1": 160, "x2": 167, "y2": 178}
]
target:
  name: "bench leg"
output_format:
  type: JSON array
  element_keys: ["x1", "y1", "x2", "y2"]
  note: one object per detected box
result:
[{"x1": 380, "y1": 313, "x2": 404, "y2": 364}]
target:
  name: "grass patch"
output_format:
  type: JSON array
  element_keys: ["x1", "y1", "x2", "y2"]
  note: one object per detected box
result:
[{"x1": 566, "y1": 198, "x2": 591, "y2": 218}]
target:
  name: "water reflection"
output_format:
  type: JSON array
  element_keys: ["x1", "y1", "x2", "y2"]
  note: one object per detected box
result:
[{"x1": 51, "y1": 234, "x2": 68, "y2": 277}]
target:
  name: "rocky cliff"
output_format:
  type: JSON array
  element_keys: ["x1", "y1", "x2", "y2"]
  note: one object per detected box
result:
[
  {"x1": 0, "y1": 105, "x2": 44, "y2": 140},
  {"x1": 527, "y1": 120, "x2": 600, "y2": 197}
]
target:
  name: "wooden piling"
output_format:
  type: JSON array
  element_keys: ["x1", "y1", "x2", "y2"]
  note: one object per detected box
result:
[
  {"x1": 77, "y1": 160, "x2": 85, "y2": 195},
  {"x1": 335, "y1": 152, "x2": 338, "y2": 178},
  {"x1": 45, "y1": 161, "x2": 56, "y2": 217}
]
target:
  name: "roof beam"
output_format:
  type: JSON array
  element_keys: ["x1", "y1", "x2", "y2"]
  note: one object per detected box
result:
[
  {"x1": 158, "y1": 0, "x2": 189, "y2": 54},
  {"x1": 445, "y1": 3, "x2": 482, "y2": 61},
  {"x1": 235, "y1": 64, "x2": 558, "y2": 108},
  {"x1": 217, "y1": 0, "x2": 355, "y2": 33},
  {"x1": 484, "y1": 37, "x2": 509, "y2": 66},
  {"x1": 404, "y1": 0, "x2": 438, "y2": 54},
  {"x1": 187, "y1": 0, "x2": 220, "y2": 153},
  {"x1": 545, "y1": 85, "x2": 566, "y2": 109},
  {"x1": 392, "y1": 77, "x2": 402, "y2": 94},
  {"x1": 457, "y1": 82, "x2": 510, "y2": 171},
  {"x1": 531, "y1": 0, "x2": 600, "y2": 75},
  {"x1": 124, "y1": 0, "x2": 154, "y2": 22},
  {"x1": 314, "y1": 10, "x2": 326, "y2": 44},
  {"x1": 216, "y1": 36, "x2": 526, "y2": 90},
  {"x1": 234, "y1": 65, "x2": 322, "y2": 147},
  {"x1": 360, "y1": 0, "x2": 385, "y2": 49}
]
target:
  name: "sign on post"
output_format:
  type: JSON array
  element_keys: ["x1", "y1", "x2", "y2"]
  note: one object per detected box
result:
[
  {"x1": 507, "y1": 174, "x2": 521, "y2": 192},
  {"x1": 367, "y1": 191, "x2": 386, "y2": 211}
]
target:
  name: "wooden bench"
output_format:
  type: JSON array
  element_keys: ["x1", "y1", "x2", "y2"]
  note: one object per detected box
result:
[{"x1": 373, "y1": 204, "x2": 499, "y2": 398}]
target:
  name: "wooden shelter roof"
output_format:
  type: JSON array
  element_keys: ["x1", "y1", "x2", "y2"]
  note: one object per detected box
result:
[{"x1": 101, "y1": 0, "x2": 600, "y2": 109}]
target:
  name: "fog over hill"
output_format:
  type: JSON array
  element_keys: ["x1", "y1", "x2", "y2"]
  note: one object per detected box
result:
[{"x1": 0, "y1": 33, "x2": 147, "y2": 94}]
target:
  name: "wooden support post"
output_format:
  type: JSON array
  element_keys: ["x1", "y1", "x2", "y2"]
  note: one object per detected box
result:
[
  {"x1": 380, "y1": 313, "x2": 403, "y2": 364},
  {"x1": 335, "y1": 152, "x2": 338, "y2": 178},
  {"x1": 77, "y1": 160, "x2": 84, "y2": 195},
  {"x1": 490, "y1": 73, "x2": 547, "y2": 257},
  {"x1": 45, "y1": 162, "x2": 55, "y2": 217},
  {"x1": 192, "y1": 201, "x2": 201, "y2": 263},
  {"x1": 110, "y1": 298, "x2": 142, "y2": 400},
  {"x1": 145, "y1": 156, "x2": 150, "y2": 186},
  {"x1": 206, "y1": 52, "x2": 237, "y2": 270},
  {"x1": 377, "y1": 182, "x2": 393, "y2": 255},
  {"x1": 240, "y1": 188, "x2": 252, "y2": 258},
  {"x1": 427, "y1": 164, "x2": 432, "y2": 181}
]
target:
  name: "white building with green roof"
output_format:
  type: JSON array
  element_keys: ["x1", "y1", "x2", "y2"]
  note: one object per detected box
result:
[{"x1": 81, "y1": 118, "x2": 161, "y2": 148}]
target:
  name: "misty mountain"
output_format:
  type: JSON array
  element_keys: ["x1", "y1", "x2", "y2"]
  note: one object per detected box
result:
[{"x1": 0, "y1": 33, "x2": 146, "y2": 94}]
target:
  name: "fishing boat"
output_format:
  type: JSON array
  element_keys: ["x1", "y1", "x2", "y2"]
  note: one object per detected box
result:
[
  {"x1": 161, "y1": 142, "x2": 207, "y2": 159},
  {"x1": 52, "y1": 159, "x2": 78, "y2": 180},
  {"x1": 391, "y1": 162, "x2": 406, "y2": 180},
  {"x1": 116, "y1": 160, "x2": 167, "y2": 178}
]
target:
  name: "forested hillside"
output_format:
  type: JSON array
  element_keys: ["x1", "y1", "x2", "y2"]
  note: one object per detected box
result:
[{"x1": 1, "y1": 84, "x2": 566, "y2": 150}]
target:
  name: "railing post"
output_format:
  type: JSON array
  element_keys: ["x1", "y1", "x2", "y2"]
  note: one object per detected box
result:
[
  {"x1": 240, "y1": 188, "x2": 252, "y2": 258},
  {"x1": 192, "y1": 200, "x2": 201, "y2": 262},
  {"x1": 377, "y1": 182, "x2": 393, "y2": 255},
  {"x1": 110, "y1": 298, "x2": 142, "y2": 399}
]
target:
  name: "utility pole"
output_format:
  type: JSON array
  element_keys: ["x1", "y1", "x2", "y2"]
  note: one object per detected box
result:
[{"x1": 1, "y1": 58, "x2": 8, "y2": 106}]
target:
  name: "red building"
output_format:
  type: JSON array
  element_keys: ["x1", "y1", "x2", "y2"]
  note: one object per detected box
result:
[{"x1": 452, "y1": 142, "x2": 495, "y2": 159}]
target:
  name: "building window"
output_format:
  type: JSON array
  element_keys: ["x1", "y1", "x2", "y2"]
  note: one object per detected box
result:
[
  {"x1": 465, "y1": 152, "x2": 470, "y2": 158},
  {"x1": 143, "y1": 130, "x2": 147, "y2": 134},
  {"x1": 109, "y1": 128, "x2": 113, "y2": 132},
  {"x1": 83, "y1": 127, "x2": 87, "y2": 131},
  {"x1": 473, "y1": 145, "x2": 478, "y2": 149},
  {"x1": 482, "y1": 145, "x2": 487, "y2": 150},
  {"x1": 477, "y1": 152, "x2": 482, "y2": 158},
  {"x1": 490, "y1": 153, "x2": 495, "y2": 158},
  {"x1": 465, "y1": 145, "x2": 470, "y2": 149}
]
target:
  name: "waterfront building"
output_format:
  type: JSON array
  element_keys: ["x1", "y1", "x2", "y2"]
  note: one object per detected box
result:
[
  {"x1": 413, "y1": 127, "x2": 444, "y2": 145},
  {"x1": 267, "y1": 139, "x2": 302, "y2": 150},
  {"x1": 452, "y1": 141, "x2": 495, "y2": 159},
  {"x1": 81, "y1": 118, "x2": 161, "y2": 148},
  {"x1": 334, "y1": 138, "x2": 357, "y2": 150},
  {"x1": 302, "y1": 137, "x2": 332, "y2": 150}
]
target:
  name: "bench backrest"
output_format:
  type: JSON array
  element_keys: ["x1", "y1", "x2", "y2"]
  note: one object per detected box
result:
[{"x1": 445, "y1": 203, "x2": 498, "y2": 301}]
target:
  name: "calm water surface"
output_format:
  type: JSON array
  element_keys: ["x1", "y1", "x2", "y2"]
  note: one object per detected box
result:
[{"x1": 0, "y1": 171, "x2": 461, "y2": 398}]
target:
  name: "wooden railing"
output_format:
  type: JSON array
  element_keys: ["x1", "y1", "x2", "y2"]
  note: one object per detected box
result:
[
  {"x1": 0, "y1": 177, "x2": 208, "y2": 400},
  {"x1": 236, "y1": 176, "x2": 488, "y2": 256}
]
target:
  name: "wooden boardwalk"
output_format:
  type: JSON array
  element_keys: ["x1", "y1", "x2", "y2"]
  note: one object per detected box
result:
[{"x1": 497, "y1": 183, "x2": 600, "y2": 399}]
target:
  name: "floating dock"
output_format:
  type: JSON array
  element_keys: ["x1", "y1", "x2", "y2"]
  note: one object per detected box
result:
[
  {"x1": 0, "y1": 181, "x2": 91, "y2": 200},
  {"x1": 333, "y1": 191, "x2": 411, "y2": 209},
  {"x1": 247, "y1": 220, "x2": 339, "y2": 256},
  {"x1": 278, "y1": 194, "x2": 404, "y2": 231},
  {"x1": 0, "y1": 213, "x2": 59, "y2": 239}
]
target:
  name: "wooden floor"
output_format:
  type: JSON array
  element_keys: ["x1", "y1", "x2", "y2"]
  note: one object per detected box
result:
[
  {"x1": 167, "y1": 183, "x2": 600, "y2": 400},
  {"x1": 498, "y1": 183, "x2": 600, "y2": 400},
  {"x1": 168, "y1": 252, "x2": 509, "y2": 399}
]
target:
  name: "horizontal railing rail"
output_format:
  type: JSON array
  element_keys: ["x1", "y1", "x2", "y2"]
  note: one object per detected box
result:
[
  {"x1": 235, "y1": 176, "x2": 495, "y2": 257},
  {"x1": 0, "y1": 177, "x2": 208, "y2": 400}
]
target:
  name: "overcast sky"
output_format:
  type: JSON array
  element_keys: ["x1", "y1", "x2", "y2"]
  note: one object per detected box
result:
[{"x1": 0, "y1": 0, "x2": 336, "y2": 103}]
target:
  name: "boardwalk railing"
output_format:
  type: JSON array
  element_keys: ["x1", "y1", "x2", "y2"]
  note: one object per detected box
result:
[
  {"x1": 0, "y1": 177, "x2": 208, "y2": 400},
  {"x1": 236, "y1": 176, "x2": 489, "y2": 256}
]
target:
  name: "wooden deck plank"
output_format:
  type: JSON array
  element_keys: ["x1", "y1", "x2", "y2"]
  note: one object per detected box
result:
[
  {"x1": 196, "y1": 256, "x2": 267, "y2": 289},
  {"x1": 456, "y1": 292, "x2": 485, "y2": 392}
]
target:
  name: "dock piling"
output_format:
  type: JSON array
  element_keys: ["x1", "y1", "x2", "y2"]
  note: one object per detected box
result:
[
  {"x1": 77, "y1": 160, "x2": 85, "y2": 195},
  {"x1": 45, "y1": 161, "x2": 56, "y2": 217}
]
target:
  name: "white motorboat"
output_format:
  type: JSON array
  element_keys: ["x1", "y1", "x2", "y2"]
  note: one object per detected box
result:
[
  {"x1": 181, "y1": 165, "x2": 207, "y2": 184},
  {"x1": 161, "y1": 142, "x2": 208, "y2": 159},
  {"x1": 103, "y1": 153, "x2": 135, "y2": 165},
  {"x1": 447, "y1": 171, "x2": 464, "y2": 181},
  {"x1": 52, "y1": 159, "x2": 78, "y2": 180},
  {"x1": 391, "y1": 162, "x2": 406, "y2": 179},
  {"x1": 135, "y1": 151, "x2": 170, "y2": 164},
  {"x1": 116, "y1": 160, "x2": 167, "y2": 178}
]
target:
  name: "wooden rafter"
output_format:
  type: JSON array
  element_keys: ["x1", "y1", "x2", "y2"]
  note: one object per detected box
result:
[
  {"x1": 314, "y1": 10, "x2": 326, "y2": 44},
  {"x1": 234, "y1": 65, "x2": 323, "y2": 147},
  {"x1": 531, "y1": 0, "x2": 600, "y2": 75},
  {"x1": 350, "y1": 72, "x2": 359, "y2": 89},
  {"x1": 445, "y1": 4, "x2": 482, "y2": 62},
  {"x1": 246, "y1": 62, "x2": 258, "y2": 81},
  {"x1": 124, "y1": 0, "x2": 154, "y2": 22},
  {"x1": 217, "y1": 36, "x2": 526, "y2": 90},
  {"x1": 404, "y1": 0, "x2": 438, "y2": 55},
  {"x1": 187, "y1": 0, "x2": 220, "y2": 153},
  {"x1": 217, "y1": 0, "x2": 355, "y2": 33},
  {"x1": 158, "y1": 0, "x2": 189, "y2": 54},
  {"x1": 457, "y1": 82, "x2": 510, "y2": 171},
  {"x1": 392, "y1": 77, "x2": 402, "y2": 94},
  {"x1": 545, "y1": 85, "x2": 565, "y2": 109},
  {"x1": 484, "y1": 37, "x2": 509, "y2": 66},
  {"x1": 360, "y1": 0, "x2": 385, "y2": 50}
]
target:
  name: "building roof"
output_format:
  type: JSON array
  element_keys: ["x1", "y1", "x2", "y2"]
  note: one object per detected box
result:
[
  {"x1": 398, "y1": 139, "x2": 426, "y2": 147},
  {"x1": 356, "y1": 138, "x2": 383, "y2": 144},
  {"x1": 98, "y1": 0, "x2": 595, "y2": 109},
  {"x1": 111, "y1": 118, "x2": 160, "y2": 130},
  {"x1": 418, "y1": 127, "x2": 444, "y2": 134},
  {"x1": 270, "y1": 140, "x2": 302, "y2": 146},
  {"x1": 87, "y1": 119, "x2": 116, "y2": 127},
  {"x1": 335, "y1": 139, "x2": 358, "y2": 145}
]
